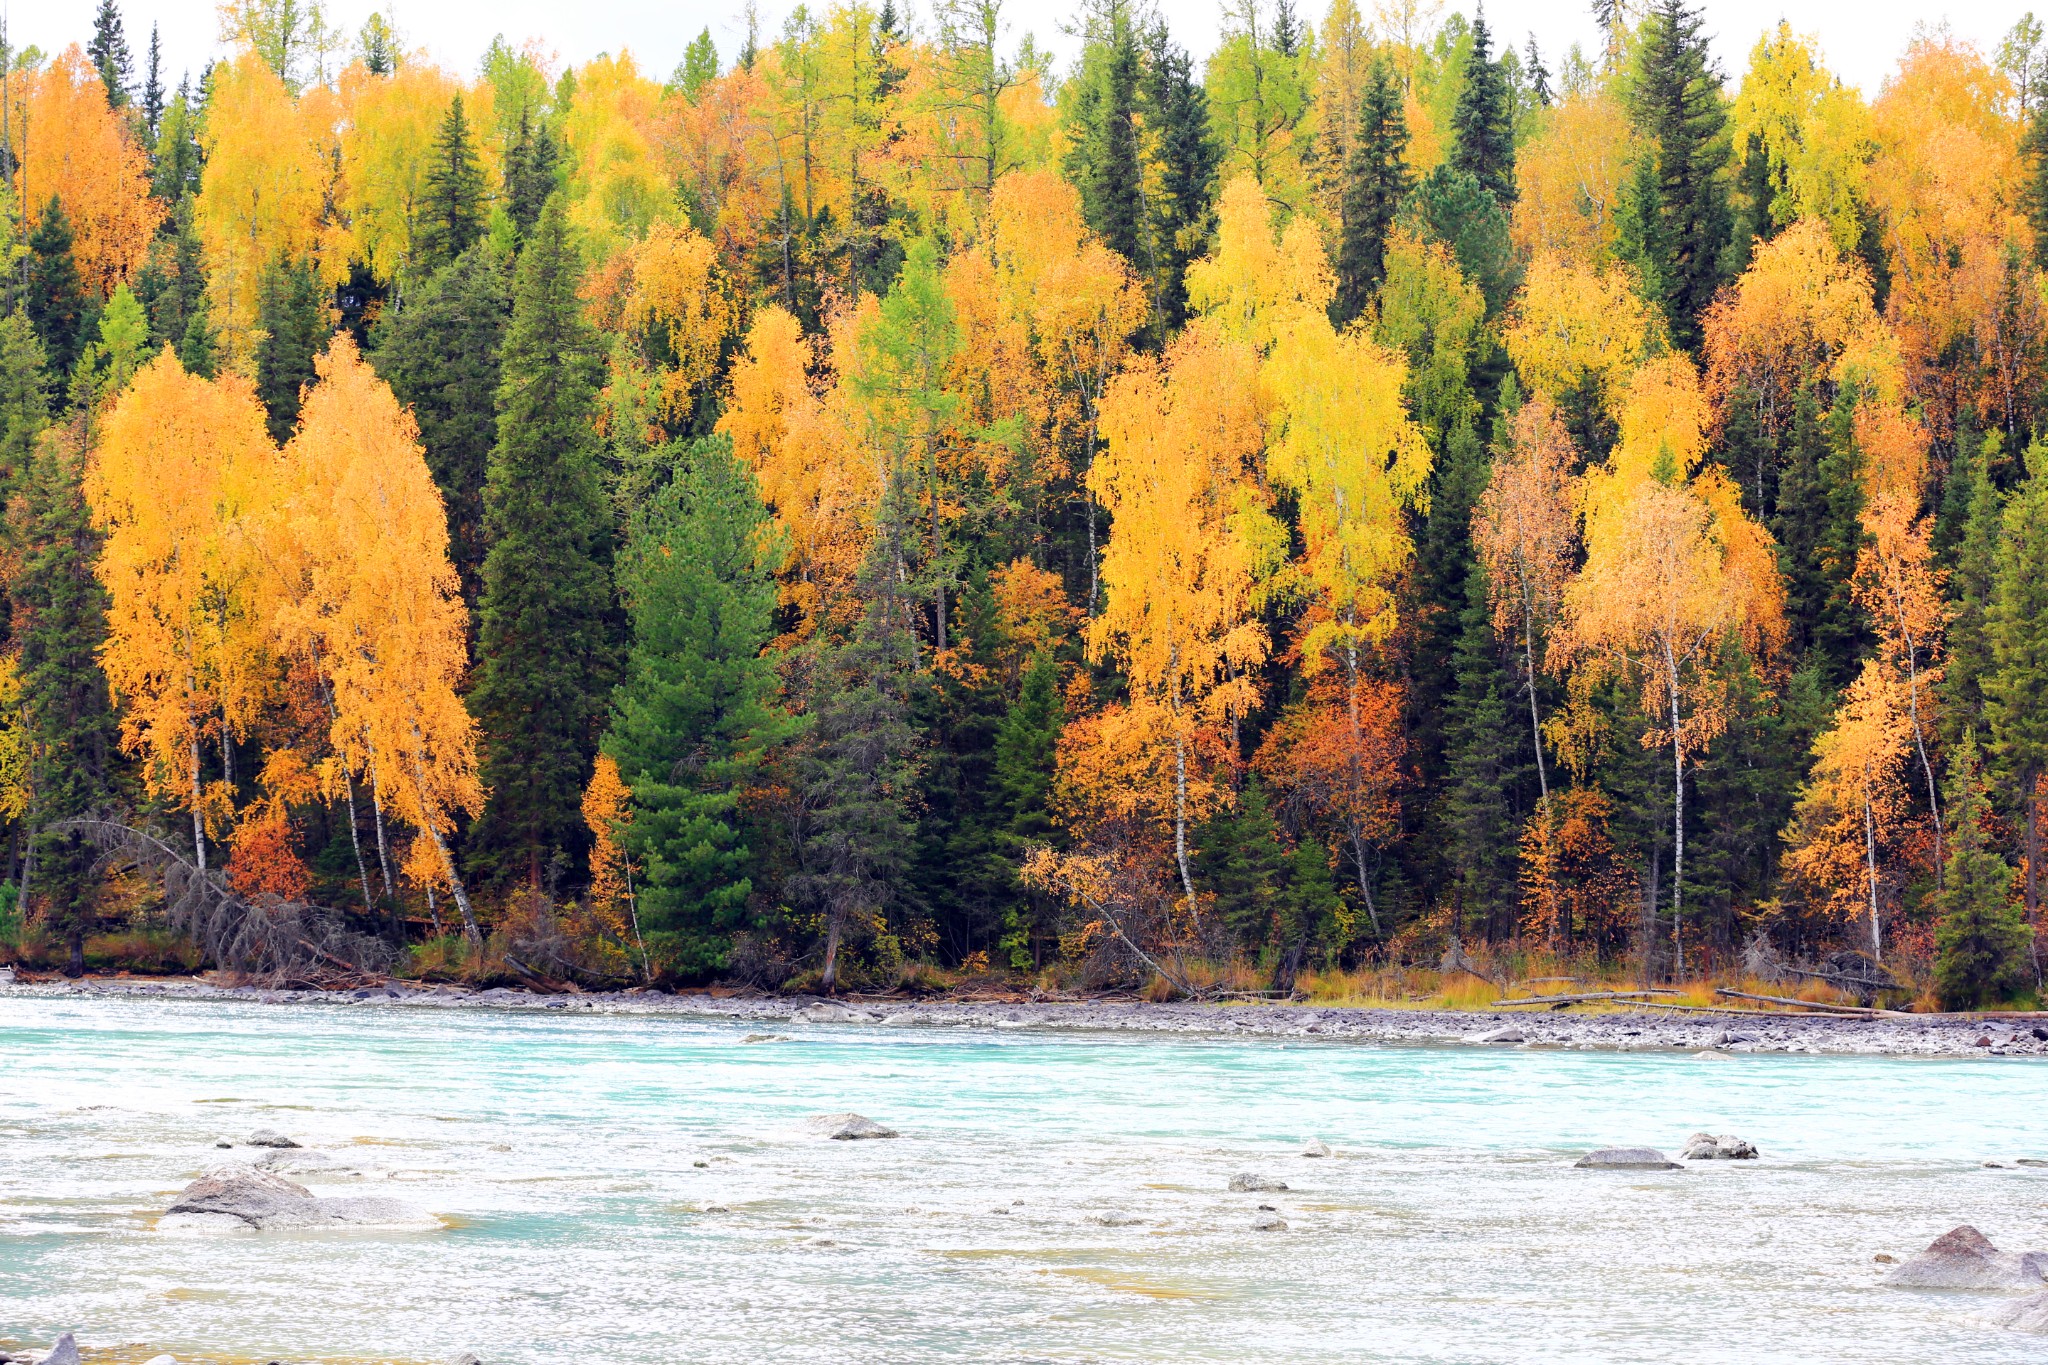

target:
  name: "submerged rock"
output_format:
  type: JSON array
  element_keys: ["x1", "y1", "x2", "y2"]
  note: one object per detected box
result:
[
  {"x1": 1681, "y1": 1132, "x2": 1759, "y2": 1160},
  {"x1": 1994, "y1": 1291, "x2": 2048, "y2": 1332},
  {"x1": 808, "y1": 1112, "x2": 897, "y2": 1140},
  {"x1": 445, "y1": 1354, "x2": 485, "y2": 1365},
  {"x1": 1089, "y1": 1210, "x2": 1142, "y2": 1227},
  {"x1": 1229, "y1": 1172, "x2": 1289, "y2": 1192},
  {"x1": 1301, "y1": 1138, "x2": 1332, "y2": 1158},
  {"x1": 1886, "y1": 1226, "x2": 2048, "y2": 1289},
  {"x1": 141, "y1": 1356, "x2": 178, "y2": 1365},
  {"x1": 253, "y1": 1147, "x2": 342, "y2": 1174},
  {"x1": 1251, "y1": 1215, "x2": 1289, "y2": 1231},
  {"x1": 1574, "y1": 1147, "x2": 1681, "y2": 1170},
  {"x1": 244, "y1": 1128, "x2": 299, "y2": 1149},
  {"x1": 161, "y1": 1164, "x2": 432, "y2": 1230}
]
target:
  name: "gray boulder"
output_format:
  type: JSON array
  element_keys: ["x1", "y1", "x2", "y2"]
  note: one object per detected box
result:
[
  {"x1": 1886, "y1": 1226, "x2": 2048, "y2": 1289},
  {"x1": 42, "y1": 1337, "x2": 79, "y2": 1365},
  {"x1": 445, "y1": 1354, "x2": 485, "y2": 1365},
  {"x1": 1301, "y1": 1138, "x2": 1332, "y2": 1158},
  {"x1": 808, "y1": 1112, "x2": 897, "y2": 1140},
  {"x1": 1464, "y1": 1026, "x2": 1525, "y2": 1044},
  {"x1": 244, "y1": 1128, "x2": 299, "y2": 1149},
  {"x1": 1994, "y1": 1291, "x2": 2048, "y2": 1332},
  {"x1": 1251, "y1": 1215, "x2": 1289, "y2": 1231},
  {"x1": 1681, "y1": 1132, "x2": 1759, "y2": 1160},
  {"x1": 253, "y1": 1147, "x2": 340, "y2": 1174},
  {"x1": 141, "y1": 1356, "x2": 178, "y2": 1365},
  {"x1": 1574, "y1": 1147, "x2": 1681, "y2": 1170},
  {"x1": 1228, "y1": 1172, "x2": 1289, "y2": 1192},
  {"x1": 1089, "y1": 1210, "x2": 1142, "y2": 1227},
  {"x1": 162, "y1": 1164, "x2": 432, "y2": 1230}
]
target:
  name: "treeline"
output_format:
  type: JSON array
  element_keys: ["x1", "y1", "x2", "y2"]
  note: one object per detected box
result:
[{"x1": 10, "y1": 0, "x2": 2048, "y2": 1004}]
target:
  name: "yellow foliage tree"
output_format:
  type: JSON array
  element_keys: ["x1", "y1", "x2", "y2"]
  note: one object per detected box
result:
[
  {"x1": 15, "y1": 46, "x2": 163, "y2": 295},
  {"x1": 338, "y1": 60, "x2": 462, "y2": 283},
  {"x1": 1503, "y1": 255, "x2": 1661, "y2": 412},
  {"x1": 1732, "y1": 25, "x2": 1877, "y2": 253},
  {"x1": 1512, "y1": 91, "x2": 1640, "y2": 269}
]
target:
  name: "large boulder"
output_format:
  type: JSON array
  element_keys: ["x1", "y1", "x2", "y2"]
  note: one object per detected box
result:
[
  {"x1": 1681, "y1": 1132, "x2": 1759, "y2": 1160},
  {"x1": 1886, "y1": 1226, "x2": 2048, "y2": 1289},
  {"x1": 1229, "y1": 1172, "x2": 1289, "y2": 1192},
  {"x1": 41, "y1": 1337, "x2": 79, "y2": 1365},
  {"x1": 1301, "y1": 1138, "x2": 1333, "y2": 1158},
  {"x1": 807, "y1": 1112, "x2": 897, "y2": 1140},
  {"x1": 244, "y1": 1128, "x2": 299, "y2": 1149},
  {"x1": 1574, "y1": 1147, "x2": 1681, "y2": 1170},
  {"x1": 161, "y1": 1164, "x2": 432, "y2": 1230}
]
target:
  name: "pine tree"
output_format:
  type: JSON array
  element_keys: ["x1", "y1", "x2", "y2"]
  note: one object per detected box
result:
[
  {"x1": 1334, "y1": 58, "x2": 1410, "y2": 327},
  {"x1": 604, "y1": 436, "x2": 792, "y2": 978},
  {"x1": 253, "y1": 258, "x2": 325, "y2": 443},
  {"x1": 469, "y1": 197, "x2": 618, "y2": 885},
  {"x1": 1450, "y1": 6, "x2": 1517, "y2": 207},
  {"x1": 415, "y1": 95, "x2": 486, "y2": 277},
  {"x1": 142, "y1": 26, "x2": 165, "y2": 138},
  {"x1": 26, "y1": 200, "x2": 89, "y2": 381},
  {"x1": 0, "y1": 315, "x2": 50, "y2": 495},
  {"x1": 1438, "y1": 558, "x2": 1525, "y2": 940},
  {"x1": 1142, "y1": 25, "x2": 1219, "y2": 334},
  {"x1": 503, "y1": 111, "x2": 560, "y2": 243},
  {"x1": 1065, "y1": 0, "x2": 1147, "y2": 272},
  {"x1": 1935, "y1": 733, "x2": 2030, "y2": 1009},
  {"x1": 1401, "y1": 166, "x2": 1520, "y2": 316},
  {"x1": 10, "y1": 374, "x2": 124, "y2": 976},
  {"x1": 372, "y1": 243, "x2": 509, "y2": 614},
  {"x1": 675, "y1": 28, "x2": 719, "y2": 98},
  {"x1": 1987, "y1": 440, "x2": 2048, "y2": 965},
  {"x1": 1941, "y1": 434, "x2": 2004, "y2": 755},
  {"x1": 1525, "y1": 34, "x2": 1552, "y2": 107},
  {"x1": 995, "y1": 651, "x2": 1063, "y2": 846},
  {"x1": 1771, "y1": 387, "x2": 1867, "y2": 689},
  {"x1": 1198, "y1": 780, "x2": 1287, "y2": 951},
  {"x1": 1628, "y1": 0, "x2": 1733, "y2": 350},
  {"x1": 88, "y1": 0, "x2": 135, "y2": 108},
  {"x1": 151, "y1": 86, "x2": 204, "y2": 205},
  {"x1": 357, "y1": 13, "x2": 399, "y2": 75}
]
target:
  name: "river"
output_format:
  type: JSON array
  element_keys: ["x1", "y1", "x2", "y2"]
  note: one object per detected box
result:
[{"x1": 3, "y1": 994, "x2": 2046, "y2": 1363}]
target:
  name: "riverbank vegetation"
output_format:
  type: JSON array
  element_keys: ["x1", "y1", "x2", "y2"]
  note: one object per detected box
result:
[{"x1": 7, "y1": 0, "x2": 2048, "y2": 1010}]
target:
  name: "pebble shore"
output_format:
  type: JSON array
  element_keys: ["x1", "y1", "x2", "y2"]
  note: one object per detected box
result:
[{"x1": 6, "y1": 974, "x2": 2045, "y2": 1059}]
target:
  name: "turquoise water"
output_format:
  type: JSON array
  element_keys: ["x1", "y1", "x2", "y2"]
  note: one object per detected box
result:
[{"x1": 3, "y1": 996, "x2": 2047, "y2": 1363}]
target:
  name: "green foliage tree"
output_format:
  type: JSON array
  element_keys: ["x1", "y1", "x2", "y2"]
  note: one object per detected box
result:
[
  {"x1": 470, "y1": 197, "x2": 619, "y2": 885},
  {"x1": 1627, "y1": 0, "x2": 1732, "y2": 350},
  {"x1": 604, "y1": 436, "x2": 792, "y2": 978},
  {"x1": 1399, "y1": 167, "x2": 1520, "y2": 316},
  {"x1": 415, "y1": 94, "x2": 487, "y2": 277},
  {"x1": 1333, "y1": 58, "x2": 1410, "y2": 327},
  {"x1": 1064, "y1": 0, "x2": 1146, "y2": 271},
  {"x1": 253, "y1": 257, "x2": 325, "y2": 443},
  {"x1": 26, "y1": 200, "x2": 90, "y2": 382},
  {"x1": 372, "y1": 243, "x2": 509, "y2": 613},
  {"x1": 503, "y1": 111, "x2": 561, "y2": 244},
  {"x1": 674, "y1": 28, "x2": 719, "y2": 98},
  {"x1": 1438, "y1": 559, "x2": 1526, "y2": 939},
  {"x1": 1935, "y1": 733, "x2": 2030, "y2": 1008},
  {"x1": 1142, "y1": 24, "x2": 1219, "y2": 334},
  {"x1": 89, "y1": 0, "x2": 135, "y2": 107},
  {"x1": 1450, "y1": 6, "x2": 1516, "y2": 207}
]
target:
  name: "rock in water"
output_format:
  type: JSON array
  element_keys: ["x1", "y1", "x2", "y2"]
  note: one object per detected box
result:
[
  {"x1": 1463, "y1": 1026, "x2": 1525, "y2": 1044},
  {"x1": 808, "y1": 1112, "x2": 897, "y2": 1140},
  {"x1": 1886, "y1": 1226, "x2": 2048, "y2": 1289},
  {"x1": 42, "y1": 1337, "x2": 80, "y2": 1365},
  {"x1": 1251, "y1": 1215, "x2": 1289, "y2": 1231},
  {"x1": 1301, "y1": 1138, "x2": 1332, "y2": 1158},
  {"x1": 1574, "y1": 1147, "x2": 1681, "y2": 1170},
  {"x1": 141, "y1": 1356, "x2": 178, "y2": 1365},
  {"x1": 244, "y1": 1128, "x2": 300, "y2": 1148},
  {"x1": 1681, "y1": 1132, "x2": 1759, "y2": 1160},
  {"x1": 1229, "y1": 1172, "x2": 1289, "y2": 1192},
  {"x1": 446, "y1": 1354, "x2": 485, "y2": 1365},
  {"x1": 1994, "y1": 1291, "x2": 2048, "y2": 1333},
  {"x1": 162, "y1": 1164, "x2": 433, "y2": 1230},
  {"x1": 1089, "y1": 1210, "x2": 1142, "y2": 1227}
]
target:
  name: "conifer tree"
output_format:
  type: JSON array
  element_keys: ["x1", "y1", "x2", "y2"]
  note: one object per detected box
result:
[
  {"x1": 26, "y1": 200, "x2": 89, "y2": 381},
  {"x1": 1438, "y1": 559, "x2": 1525, "y2": 939},
  {"x1": 1198, "y1": 779, "x2": 1286, "y2": 950},
  {"x1": 415, "y1": 95, "x2": 486, "y2": 277},
  {"x1": 469, "y1": 197, "x2": 618, "y2": 884},
  {"x1": 1987, "y1": 442, "x2": 2048, "y2": 956},
  {"x1": 372, "y1": 244, "x2": 509, "y2": 615},
  {"x1": 0, "y1": 316, "x2": 50, "y2": 495},
  {"x1": 604, "y1": 436, "x2": 791, "y2": 978},
  {"x1": 995, "y1": 651, "x2": 1063, "y2": 847},
  {"x1": 1450, "y1": 7, "x2": 1517, "y2": 207},
  {"x1": 675, "y1": 29, "x2": 719, "y2": 98},
  {"x1": 1334, "y1": 59, "x2": 1410, "y2": 327},
  {"x1": 503, "y1": 112, "x2": 561, "y2": 244},
  {"x1": 1770, "y1": 387, "x2": 1866, "y2": 688},
  {"x1": 1065, "y1": 0, "x2": 1146, "y2": 273},
  {"x1": 2024, "y1": 91, "x2": 2048, "y2": 271},
  {"x1": 253, "y1": 258, "x2": 324, "y2": 443},
  {"x1": 89, "y1": 0, "x2": 135, "y2": 108},
  {"x1": 1935, "y1": 733, "x2": 2030, "y2": 1007},
  {"x1": 1627, "y1": 0, "x2": 1732, "y2": 350},
  {"x1": 142, "y1": 26, "x2": 165, "y2": 138},
  {"x1": 1142, "y1": 24, "x2": 1219, "y2": 334},
  {"x1": 1401, "y1": 168, "x2": 1520, "y2": 316},
  {"x1": 1941, "y1": 436, "x2": 2004, "y2": 754}
]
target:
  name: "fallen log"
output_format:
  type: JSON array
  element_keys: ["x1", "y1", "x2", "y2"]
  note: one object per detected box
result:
[
  {"x1": 1488, "y1": 990, "x2": 1661, "y2": 1007},
  {"x1": 1714, "y1": 987, "x2": 1872, "y2": 1017}
]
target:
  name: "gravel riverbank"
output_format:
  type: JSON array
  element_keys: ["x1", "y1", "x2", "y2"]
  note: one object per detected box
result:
[{"x1": 5, "y1": 974, "x2": 2044, "y2": 1058}]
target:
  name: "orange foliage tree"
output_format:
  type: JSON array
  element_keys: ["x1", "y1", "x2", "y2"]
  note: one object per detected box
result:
[{"x1": 15, "y1": 46, "x2": 163, "y2": 295}]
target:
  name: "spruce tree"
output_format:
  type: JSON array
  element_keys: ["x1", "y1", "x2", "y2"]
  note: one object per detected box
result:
[
  {"x1": 415, "y1": 95, "x2": 487, "y2": 277},
  {"x1": 1935, "y1": 733, "x2": 2030, "y2": 1009},
  {"x1": 1197, "y1": 779, "x2": 1287, "y2": 951},
  {"x1": 142, "y1": 26, "x2": 164, "y2": 138},
  {"x1": 9, "y1": 360, "x2": 124, "y2": 975},
  {"x1": 1986, "y1": 440, "x2": 2048, "y2": 955},
  {"x1": 1142, "y1": 25, "x2": 1219, "y2": 334},
  {"x1": 1628, "y1": 0, "x2": 1732, "y2": 350},
  {"x1": 372, "y1": 243, "x2": 509, "y2": 615},
  {"x1": 1450, "y1": 6, "x2": 1516, "y2": 207},
  {"x1": 503, "y1": 111, "x2": 560, "y2": 243},
  {"x1": 1064, "y1": 0, "x2": 1146, "y2": 272},
  {"x1": 1438, "y1": 559, "x2": 1525, "y2": 940},
  {"x1": 253, "y1": 258, "x2": 324, "y2": 443},
  {"x1": 1401, "y1": 166, "x2": 1520, "y2": 315},
  {"x1": 604, "y1": 436, "x2": 792, "y2": 978},
  {"x1": 88, "y1": 0, "x2": 135, "y2": 108},
  {"x1": 470, "y1": 197, "x2": 618, "y2": 885},
  {"x1": 1940, "y1": 434, "x2": 2004, "y2": 755},
  {"x1": 0, "y1": 315, "x2": 50, "y2": 494},
  {"x1": 675, "y1": 28, "x2": 719, "y2": 98},
  {"x1": 1771, "y1": 386, "x2": 1867, "y2": 688},
  {"x1": 1524, "y1": 34, "x2": 1552, "y2": 107},
  {"x1": 1334, "y1": 58, "x2": 1410, "y2": 327},
  {"x1": 994, "y1": 651, "x2": 1063, "y2": 847},
  {"x1": 26, "y1": 200, "x2": 89, "y2": 381}
]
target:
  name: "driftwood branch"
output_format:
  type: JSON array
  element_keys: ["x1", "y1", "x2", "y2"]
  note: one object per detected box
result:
[{"x1": 1713, "y1": 986, "x2": 1873, "y2": 1017}]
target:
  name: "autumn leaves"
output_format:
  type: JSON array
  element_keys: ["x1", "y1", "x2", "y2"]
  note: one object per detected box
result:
[{"x1": 90, "y1": 342, "x2": 481, "y2": 935}]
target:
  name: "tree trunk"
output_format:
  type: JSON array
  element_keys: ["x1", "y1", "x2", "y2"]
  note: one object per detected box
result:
[
  {"x1": 190, "y1": 736, "x2": 207, "y2": 871},
  {"x1": 1862, "y1": 780, "x2": 1882, "y2": 963},
  {"x1": 1666, "y1": 642, "x2": 1685, "y2": 982},
  {"x1": 341, "y1": 772, "x2": 375, "y2": 919},
  {"x1": 821, "y1": 907, "x2": 843, "y2": 994},
  {"x1": 1173, "y1": 727, "x2": 1196, "y2": 907},
  {"x1": 1523, "y1": 619, "x2": 1548, "y2": 802},
  {"x1": 2028, "y1": 771, "x2": 2043, "y2": 990}
]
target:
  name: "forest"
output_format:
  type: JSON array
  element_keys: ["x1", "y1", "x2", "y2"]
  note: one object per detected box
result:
[{"x1": 8, "y1": 0, "x2": 2048, "y2": 1008}]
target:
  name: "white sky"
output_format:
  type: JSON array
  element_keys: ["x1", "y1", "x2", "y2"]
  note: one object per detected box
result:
[{"x1": 20, "y1": 0, "x2": 2028, "y2": 102}]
